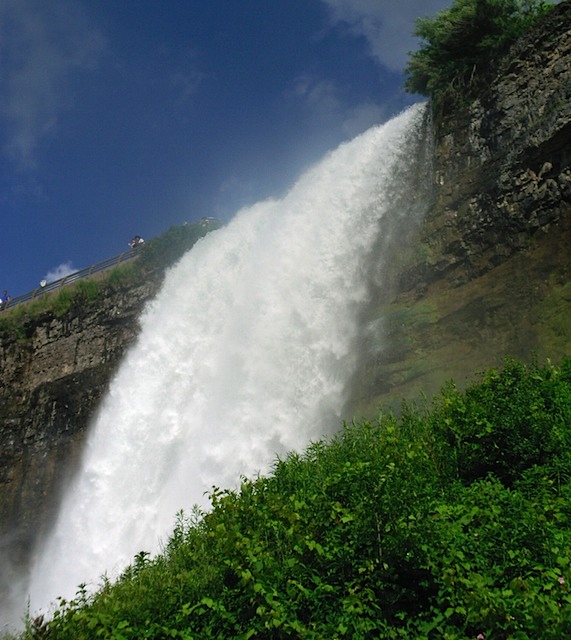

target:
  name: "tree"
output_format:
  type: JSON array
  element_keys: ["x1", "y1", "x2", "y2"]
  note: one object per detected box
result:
[{"x1": 404, "y1": 0, "x2": 554, "y2": 111}]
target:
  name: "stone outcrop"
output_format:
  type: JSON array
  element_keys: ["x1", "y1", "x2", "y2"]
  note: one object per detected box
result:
[{"x1": 347, "y1": 1, "x2": 571, "y2": 416}]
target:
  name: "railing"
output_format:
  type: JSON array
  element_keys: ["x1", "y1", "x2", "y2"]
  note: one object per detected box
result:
[{"x1": 2, "y1": 247, "x2": 142, "y2": 311}]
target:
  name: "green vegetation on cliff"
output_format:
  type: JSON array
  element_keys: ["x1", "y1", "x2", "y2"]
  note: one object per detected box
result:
[
  {"x1": 0, "y1": 219, "x2": 221, "y2": 342},
  {"x1": 405, "y1": 0, "x2": 554, "y2": 111},
  {"x1": 22, "y1": 358, "x2": 571, "y2": 639}
]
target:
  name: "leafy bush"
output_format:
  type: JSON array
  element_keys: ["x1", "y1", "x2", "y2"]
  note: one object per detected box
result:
[
  {"x1": 105, "y1": 262, "x2": 140, "y2": 291},
  {"x1": 428, "y1": 358, "x2": 571, "y2": 485},
  {"x1": 0, "y1": 307, "x2": 26, "y2": 341},
  {"x1": 74, "y1": 279, "x2": 101, "y2": 304},
  {"x1": 26, "y1": 358, "x2": 571, "y2": 639},
  {"x1": 404, "y1": 0, "x2": 554, "y2": 112},
  {"x1": 50, "y1": 288, "x2": 76, "y2": 318},
  {"x1": 420, "y1": 476, "x2": 571, "y2": 638}
]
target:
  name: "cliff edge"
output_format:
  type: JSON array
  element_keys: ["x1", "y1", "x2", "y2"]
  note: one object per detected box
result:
[{"x1": 347, "y1": 1, "x2": 571, "y2": 415}]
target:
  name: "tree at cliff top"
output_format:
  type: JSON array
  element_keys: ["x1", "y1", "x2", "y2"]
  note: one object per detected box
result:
[{"x1": 405, "y1": 0, "x2": 554, "y2": 112}]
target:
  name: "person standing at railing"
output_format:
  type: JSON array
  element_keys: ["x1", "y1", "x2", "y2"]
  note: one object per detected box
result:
[
  {"x1": 1, "y1": 290, "x2": 11, "y2": 309},
  {"x1": 129, "y1": 235, "x2": 144, "y2": 250}
]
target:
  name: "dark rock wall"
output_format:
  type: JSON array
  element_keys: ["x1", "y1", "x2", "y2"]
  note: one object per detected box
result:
[
  {"x1": 0, "y1": 279, "x2": 160, "y2": 594},
  {"x1": 347, "y1": 2, "x2": 571, "y2": 416}
]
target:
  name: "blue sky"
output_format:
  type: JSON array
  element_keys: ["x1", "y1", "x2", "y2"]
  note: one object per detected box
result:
[{"x1": 0, "y1": 0, "x2": 451, "y2": 297}]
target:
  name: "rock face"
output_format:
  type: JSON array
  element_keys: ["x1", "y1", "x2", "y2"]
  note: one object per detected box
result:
[
  {"x1": 0, "y1": 0, "x2": 570, "y2": 610},
  {"x1": 0, "y1": 278, "x2": 160, "y2": 598},
  {"x1": 347, "y1": 1, "x2": 571, "y2": 416}
]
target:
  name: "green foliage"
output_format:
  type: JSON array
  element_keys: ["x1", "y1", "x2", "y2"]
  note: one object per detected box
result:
[
  {"x1": 51, "y1": 287, "x2": 76, "y2": 318},
  {"x1": 427, "y1": 358, "x2": 571, "y2": 486},
  {"x1": 0, "y1": 305, "x2": 31, "y2": 342},
  {"x1": 405, "y1": 0, "x2": 554, "y2": 111},
  {"x1": 23, "y1": 358, "x2": 571, "y2": 639},
  {"x1": 50, "y1": 279, "x2": 101, "y2": 317},
  {"x1": 106, "y1": 262, "x2": 140, "y2": 290}
]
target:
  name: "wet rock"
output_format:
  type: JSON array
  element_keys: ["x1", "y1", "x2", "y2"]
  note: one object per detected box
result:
[{"x1": 347, "y1": 2, "x2": 571, "y2": 417}]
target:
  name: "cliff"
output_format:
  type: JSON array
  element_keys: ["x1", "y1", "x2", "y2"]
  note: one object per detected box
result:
[
  {"x1": 1, "y1": 0, "x2": 570, "y2": 610},
  {"x1": 0, "y1": 277, "x2": 161, "y2": 600},
  {"x1": 347, "y1": 1, "x2": 571, "y2": 416}
]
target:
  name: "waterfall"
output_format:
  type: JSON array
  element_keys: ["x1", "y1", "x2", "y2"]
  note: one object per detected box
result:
[{"x1": 21, "y1": 102, "x2": 430, "y2": 620}]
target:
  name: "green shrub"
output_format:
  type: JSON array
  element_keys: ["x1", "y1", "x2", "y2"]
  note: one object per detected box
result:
[
  {"x1": 50, "y1": 287, "x2": 75, "y2": 318},
  {"x1": 0, "y1": 305, "x2": 29, "y2": 342},
  {"x1": 405, "y1": 0, "x2": 554, "y2": 112},
  {"x1": 26, "y1": 358, "x2": 571, "y2": 639},
  {"x1": 106, "y1": 262, "x2": 140, "y2": 290},
  {"x1": 420, "y1": 475, "x2": 571, "y2": 638},
  {"x1": 74, "y1": 279, "x2": 101, "y2": 304},
  {"x1": 429, "y1": 358, "x2": 571, "y2": 485}
]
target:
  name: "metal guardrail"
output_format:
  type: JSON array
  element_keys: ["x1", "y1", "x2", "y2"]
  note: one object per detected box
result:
[{"x1": 2, "y1": 247, "x2": 142, "y2": 311}]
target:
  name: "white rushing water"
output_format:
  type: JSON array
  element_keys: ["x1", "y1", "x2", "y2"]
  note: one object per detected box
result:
[{"x1": 21, "y1": 103, "x2": 429, "y2": 621}]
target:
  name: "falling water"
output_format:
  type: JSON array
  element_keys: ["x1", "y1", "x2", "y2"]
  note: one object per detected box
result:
[{"x1": 19, "y1": 103, "x2": 430, "y2": 621}]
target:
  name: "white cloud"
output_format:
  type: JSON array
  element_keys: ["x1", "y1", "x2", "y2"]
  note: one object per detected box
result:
[
  {"x1": 286, "y1": 5, "x2": 456, "y2": 138},
  {"x1": 341, "y1": 102, "x2": 387, "y2": 137},
  {"x1": 320, "y1": 0, "x2": 451, "y2": 72},
  {"x1": 0, "y1": 0, "x2": 105, "y2": 168},
  {"x1": 287, "y1": 74, "x2": 387, "y2": 137},
  {"x1": 43, "y1": 261, "x2": 76, "y2": 284},
  {"x1": 289, "y1": 75, "x2": 343, "y2": 121}
]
